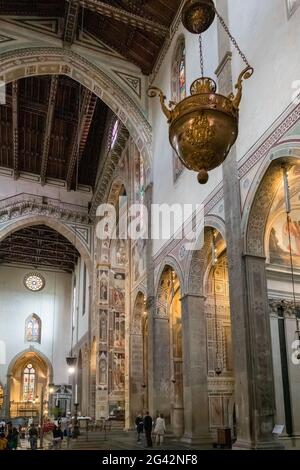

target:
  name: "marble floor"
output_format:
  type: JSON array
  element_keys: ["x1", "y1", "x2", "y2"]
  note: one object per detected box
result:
[{"x1": 61, "y1": 430, "x2": 214, "y2": 451}]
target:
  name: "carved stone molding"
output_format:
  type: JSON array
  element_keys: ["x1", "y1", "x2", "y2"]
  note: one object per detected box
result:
[
  {"x1": 186, "y1": 232, "x2": 212, "y2": 296},
  {"x1": 90, "y1": 125, "x2": 129, "y2": 218},
  {"x1": 246, "y1": 162, "x2": 283, "y2": 256},
  {"x1": 269, "y1": 298, "x2": 300, "y2": 317},
  {"x1": 0, "y1": 197, "x2": 90, "y2": 225}
]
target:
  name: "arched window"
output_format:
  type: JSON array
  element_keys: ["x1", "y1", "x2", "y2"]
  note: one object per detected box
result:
[
  {"x1": 25, "y1": 314, "x2": 41, "y2": 343},
  {"x1": 171, "y1": 37, "x2": 186, "y2": 182},
  {"x1": 171, "y1": 37, "x2": 186, "y2": 103},
  {"x1": 110, "y1": 119, "x2": 120, "y2": 149},
  {"x1": 23, "y1": 363, "x2": 36, "y2": 402}
]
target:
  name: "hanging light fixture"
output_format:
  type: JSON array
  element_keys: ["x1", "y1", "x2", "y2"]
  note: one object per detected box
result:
[{"x1": 148, "y1": 0, "x2": 253, "y2": 184}]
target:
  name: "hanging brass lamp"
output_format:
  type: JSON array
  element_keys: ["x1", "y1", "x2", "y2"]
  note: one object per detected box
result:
[
  {"x1": 182, "y1": 0, "x2": 216, "y2": 34},
  {"x1": 148, "y1": 0, "x2": 253, "y2": 184}
]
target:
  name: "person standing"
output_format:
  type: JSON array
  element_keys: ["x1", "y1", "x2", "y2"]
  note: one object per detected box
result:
[
  {"x1": 28, "y1": 423, "x2": 38, "y2": 450},
  {"x1": 154, "y1": 413, "x2": 166, "y2": 446},
  {"x1": 0, "y1": 433, "x2": 7, "y2": 450},
  {"x1": 7, "y1": 427, "x2": 19, "y2": 450},
  {"x1": 135, "y1": 414, "x2": 143, "y2": 443},
  {"x1": 143, "y1": 411, "x2": 153, "y2": 448},
  {"x1": 52, "y1": 424, "x2": 63, "y2": 449}
]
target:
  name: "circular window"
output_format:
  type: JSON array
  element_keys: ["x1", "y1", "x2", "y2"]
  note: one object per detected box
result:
[{"x1": 24, "y1": 273, "x2": 45, "y2": 292}]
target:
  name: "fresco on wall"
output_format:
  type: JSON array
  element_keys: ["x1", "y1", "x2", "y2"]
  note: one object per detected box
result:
[
  {"x1": 99, "y1": 310, "x2": 108, "y2": 342},
  {"x1": 132, "y1": 238, "x2": 146, "y2": 284},
  {"x1": 113, "y1": 311, "x2": 125, "y2": 349},
  {"x1": 269, "y1": 211, "x2": 300, "y2": 267},
  {"x1": 99, "y1": 352, "x2": 108, "y2": 385},
  {"x1": 112, "y1": 273, "x2": 125, "y2": 309},
  {"x1": 113, "y1": 353, "x2": 125, "y2": 391},
  {"x1": 99, "y1": 269, "x2": 109, "y2": 303},
  {"x1": 116, "y1": 239, "x2": 126, "y2": 266}
]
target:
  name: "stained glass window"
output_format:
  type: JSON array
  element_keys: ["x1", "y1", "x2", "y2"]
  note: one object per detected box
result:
[
  {"x1": 0, "y1": 385, "x2": 3, "y2": 409},
  {"x1": 24, "y1": 273, "x2": 45, "y2": 292},
  {"x1": 23, "y1": 364, "x2": 36, "y2": 402},
  {"x1": 111, "y1": 119, "x2": 120, "y2": 149},
  {"x1": 179, "y1": 46, "x2": 186, "y2": 101},
  {"x1": 25, "y1": 314, "x2": 41, "y2": 343},
  {"x1": 171, "y1": 37, "x2": 186, "y2": 182}
]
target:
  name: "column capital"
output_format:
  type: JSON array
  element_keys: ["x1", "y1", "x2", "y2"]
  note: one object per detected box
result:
[
  {"x1": 243, "y1": 252, "x2": 267, "y2": 261},
  {"x1": 181, "y1": 293, "x2": 206, "y2": 301}
]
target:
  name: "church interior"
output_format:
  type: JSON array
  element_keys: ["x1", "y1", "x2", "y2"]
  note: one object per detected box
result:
[{"x1": 0, "y1": 0, "x2": 300, "y2": 451}]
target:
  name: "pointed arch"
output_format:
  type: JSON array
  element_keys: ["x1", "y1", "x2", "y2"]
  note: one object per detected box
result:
[
  {"x1": 244, "y1": 156, "x2": 300, "y2": 256},
  {"x1": 0, "y1": 216, "x2": 92, "y2": 275}
]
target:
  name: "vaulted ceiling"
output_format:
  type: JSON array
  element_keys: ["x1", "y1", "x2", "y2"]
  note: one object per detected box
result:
[
  {"x1": 0, "y1": 225, "x2": 80, "y2": 272},
  {"x1": 0, "y1": 75, "x2": 108, "y2": 189},
  {"x1": 0, "y1": 0, "x2": 182, "y2": 74}
]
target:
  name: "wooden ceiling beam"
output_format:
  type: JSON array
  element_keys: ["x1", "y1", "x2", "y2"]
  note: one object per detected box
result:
[
  {"x1": 63, "y1": 0, "x2": 80, "y2": 46},
  {"x1": 71, "y1": 0, "x2": 169, "y2": 36},
  {"x1": 0, "y1": 241, "x2": 76, "y2": 256},
  {"x1": 12, "y1": 81, "x2": 19, "y2": 180},
  {"x1": 0, "y1": 249, "x2": 76, "y2": 264},
  {"x1": 41, "y1": 75, "x2": 59, "y2": 185},
  {"x1": 66, "y1": 88, "x2": 97, "y2": 190},
  {"x1": 0, "y1": 258, "x2": 74, "y2": 272},
  {"x1": 8, "y1": 233, "x2": 76, "y2": 247}
]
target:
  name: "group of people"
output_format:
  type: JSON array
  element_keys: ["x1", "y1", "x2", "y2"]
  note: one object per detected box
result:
[
  {"x1": 0, "y1": 419, "x2": 74, "y2": 451},
  {"x1": 135, "y1": 412, "x2": 166, "y2": 447},
  {"x1": 0, "y1": 422, "x2": 20, "y2": 450}
]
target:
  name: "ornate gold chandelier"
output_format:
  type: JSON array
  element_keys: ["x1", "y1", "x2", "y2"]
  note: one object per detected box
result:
[{"x1": 148, "y1": 0, "x2": 253, "y2": 184}]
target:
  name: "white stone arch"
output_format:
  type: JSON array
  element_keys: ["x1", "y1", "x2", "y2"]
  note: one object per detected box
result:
[
  {"x1": 154, "y1": 256, "x2": 185, "y2": 297},
  {"x1": 132, "y1": 291, "x2": 146, "y2": 332},
  {"x1": 0, "y1": 215, "x2": 92, "y2": 274},
  {"x1": 0, "y1": 47, "x2": 152, "y2": 179},
  {"x1": 184, "y1": 218, "x2": 226, "y2": 296},
  {"x1": 7, "y1": 348, "x2": 54, "y2": 383},
  {"x1": 242, "y1": 151, "x2": 300, "y2": 256},
  {"x1": 241, "y1": 142, "x2": 300, "y2": 251}
]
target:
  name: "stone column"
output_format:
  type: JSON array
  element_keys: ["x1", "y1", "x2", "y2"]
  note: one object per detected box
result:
[
  {"x1": 153, "y1": 313, "x2": 171, "y2": 420},
  {"x1": 181, "y1": 293, "x2": 211, "y2": 444},
  {"x1": 216, "y1": 0, "x2": 281, "y2": 450},
  {"x1": 223, "y1": 134, "x2": 281, "y2": 448},
  {"x1": 146, "y1": 296, "x2": 155, "y2": 418},
  {"x1": 144, "y1": 183, "x2": 155, "y2": 418},
  {"x1": 5, "y1": 375, "x2": 11, "y2": 418}
]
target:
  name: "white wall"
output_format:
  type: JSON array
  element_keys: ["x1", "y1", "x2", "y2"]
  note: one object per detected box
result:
[
  {"x1": 227, "y1": 0, "x2": 300, "y2": 160},
  {"x1": 0, "y1": 265, "x2": 72, "y2": 387},
  {"x1": 0, "y1": 174, "x2": 92, "y2": 209},
  {"x1": 149, "y1": 0, "x2": 300, "y2": 254}
]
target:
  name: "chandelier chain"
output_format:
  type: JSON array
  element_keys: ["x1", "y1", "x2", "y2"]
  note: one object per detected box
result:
[
  {"x1": 198, "y1": 34, "x2": 204, "y2": 77},
  {"x1": 214, "y1": 7, "x2": 250, "y2": 68}
]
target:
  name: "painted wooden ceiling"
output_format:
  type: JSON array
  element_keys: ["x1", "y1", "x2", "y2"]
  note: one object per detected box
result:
[
  {"x1": 1, "y1": 75, "x2": 108, "y2": 189},
  {"x1": 0, "y1": 0, "x2": 182, "y2": 74}
]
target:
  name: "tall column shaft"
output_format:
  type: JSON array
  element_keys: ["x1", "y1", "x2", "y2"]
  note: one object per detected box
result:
[{"x1": 181, "y1": 293, "x2": 211, "y2": 444}]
